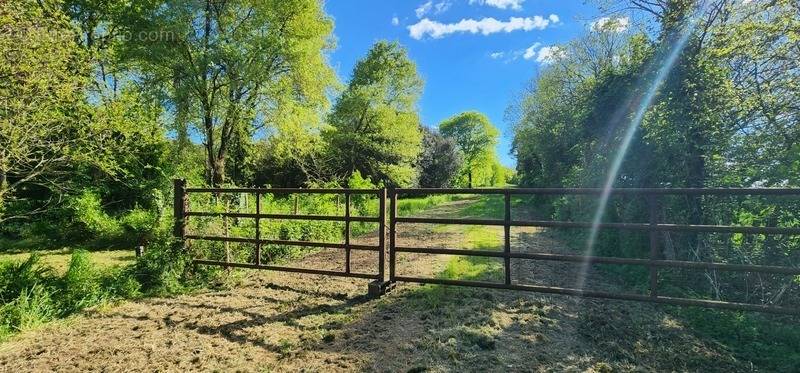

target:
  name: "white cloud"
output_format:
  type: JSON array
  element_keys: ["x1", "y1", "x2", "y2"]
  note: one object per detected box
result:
[
  {"x1": 589, "y1": 17, "x2": 630, "y2": 32},
  {"x1": 522, "y1": 42, "x2": 541, "y2": 59},
  {"x1": 469, "y1": 0, "x2": 525, "y2": 10},
  {"x1": 535, "y1": 46, "x2": 565, "y2": 64},
  {"x1": 408, "y1": 15, "x2": 556, "y2": 40},
  {"x1": 548, "y1": 14, "x2": 559, "y2": 23},
  {"x1": 415, "y1": 1, "x2": 432, "y2": 18},
  {"x1": 415, "y1": 1, "x2": 451, "y2": 19},
  {"x1": 491, "y1": 43, "x2": 563, "y2": 64},
  {"x1": 391, "y1": 16, "x2": 400, "y2": 26},
  {"x1": 434, "y1": 1, "x2": 452, "y2": 14}
]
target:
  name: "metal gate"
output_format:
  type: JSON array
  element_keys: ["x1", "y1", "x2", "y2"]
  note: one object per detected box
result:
[
  {"x1": 173, "y1": 180, "x2": 800, "y2": 314},
  {"x1": 173, "y1": 179, "x2": 392, "y2": 295}
]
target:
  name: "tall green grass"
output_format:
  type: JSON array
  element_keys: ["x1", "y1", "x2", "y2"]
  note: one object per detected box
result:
[{"x1": 0, "y1": 234, "x2": 205, "y2": 341}]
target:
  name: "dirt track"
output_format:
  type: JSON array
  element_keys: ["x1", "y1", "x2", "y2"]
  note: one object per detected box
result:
[{"x1": 0, "y1": 199, "x2": 747, "y2": 372}]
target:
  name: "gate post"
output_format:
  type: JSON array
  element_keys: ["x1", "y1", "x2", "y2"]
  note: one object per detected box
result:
[
  {"x1": 173, "y1": 179, "x2": 187, "y2": 249},
  {"x1": 647, "y1": 194, "x2": 660, "y2": 297},
  {"x1": 368, "y1": 188, "x2": 393, "y2": 298},
  {"x1": 504, "y1": 190, "x2": 512, "y2": 285},
  {"x1": 389, "y1": 188, "x2": 397, "y2": 283}
]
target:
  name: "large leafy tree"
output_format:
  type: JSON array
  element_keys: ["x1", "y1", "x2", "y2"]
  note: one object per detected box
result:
[
  {"x1": 0, "y1": 0, "x2": 91, "y2": 223},
  {"x1": 439, "y1": 111, "x2": 499, "y2": 188},
  {"x1": 325, "y1": 41, "x2": 424, "y2": 187},
  {"x1": 121, "y1": 0, "x2": 337, "y2": 186}
]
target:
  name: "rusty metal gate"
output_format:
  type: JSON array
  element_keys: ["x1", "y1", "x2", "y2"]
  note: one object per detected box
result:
[
  {"x1": 173, "y1": 179, "x2": 391, "y2": 295},
  {"x1": 173, "y1": 180, "x2": 800, "y2": 315},
  {"x1": 389, "y1": 188, "x2": 800, "y2": 315}
]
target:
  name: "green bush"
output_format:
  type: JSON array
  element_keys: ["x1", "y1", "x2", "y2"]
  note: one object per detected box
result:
[
  {"x1": 0, "y1": 255, "x2": 54, "y2": 301},
  {"x1": 68, "y1": 191, "x2": 123, "y2": 239},
  {"x1": 0, "y1": 234, "x2": 205, "y2": 341},
  {"x1": 59, "y1": 251, "x2": 105, "y2": 314},
  {"x1": 120, "y1": 208, "x2": 159, "y2": 245},
  {"x1": 0, "y1": 255, "x2": 59, "y2": 338},
  {"x1": 0, "y1": 284, "x2": 57, "y2": 335}
]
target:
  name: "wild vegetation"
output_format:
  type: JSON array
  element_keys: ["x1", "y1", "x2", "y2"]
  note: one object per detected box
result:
[{"x1": 509, "y1": 0, "x2": 800, "y2": 366}]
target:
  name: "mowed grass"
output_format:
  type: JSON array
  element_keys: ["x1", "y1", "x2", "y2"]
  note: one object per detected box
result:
[
  {"x1": 0, "y1": 249, "x2": 135, "y2": 274},
  {"x1": 404, "y1": 194, "x2": 506, "y2": 308}
]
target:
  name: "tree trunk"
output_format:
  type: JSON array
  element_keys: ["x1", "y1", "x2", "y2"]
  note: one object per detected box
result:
[
  {"x1": 212, "y1": 157, "x2": 226, "y2": 187},
  {"x1": 0, "y1": 168, "x2": 6, "y2": 210},
  {"x1": 468, "y1": 170, "x2": 473, "y2": 188},
  {"x1": 686, "y1": 124, "x2": 707, "y2": 260}
]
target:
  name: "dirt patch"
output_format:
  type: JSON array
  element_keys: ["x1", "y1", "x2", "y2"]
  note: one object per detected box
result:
[{"x1": 0, "y1": 198, "x2": 747, "y2": 372}]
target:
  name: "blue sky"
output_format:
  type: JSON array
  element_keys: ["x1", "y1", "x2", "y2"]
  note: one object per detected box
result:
[{"x1": 324, "y1": 0, "x2": 603, "y2": 167}]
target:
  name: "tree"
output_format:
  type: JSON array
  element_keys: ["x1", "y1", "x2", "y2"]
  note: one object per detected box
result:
[
  {"x1": 121, "y1": 0, "x2": 337, "y2": 186},
  {"x1": 417, "y1": 126, "x2": 462, "y2": 188},
  {"x1": 325, "y1": 41, "x2": 424, "y2": 187},
  {"x1": 439, "y1": 111, "x2": 499, "y2": 188},
  {"x1": 0, "y1": 0, "x2": 90, "y2": 223}
]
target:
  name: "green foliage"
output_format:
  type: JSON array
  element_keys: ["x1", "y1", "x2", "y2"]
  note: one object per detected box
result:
[
  {"x1": 673, "y1": 308, "x2": 800, "y2": 372},
  {"x1": 0, "y1": 0, "x2": 90, "y2": 223},
  {"x1": 0, "y1": 284, "x2": 57, "y2": 337},
  {"x1": 120, "y1": 0, "x2": 337, "y2": 186},
  {"x1": 509, "y1": 2, "x2": 800, "y2": 368},
  {"x1": 68, "y1": 191, "x2": 123, "y2": 239},
  {"x1": 417, "y1": 126, "x2": 463, "y2": 188},
  {"x1": 326, "y1": 41, "x2": 424, "y2": 187},
  {"x1": 125, "y1": 237, "x2": 193, "y2": 296},
  {"x1": 60, "y1": 251, "x2": 104, "y2": 314},
  {"x1": 0, "y1": 233, "x2": 204, "y2": 340},
  {"x1": 439, "y1": 111, "x2": 500, "y2": 187},
  {"x1": 0, "y1": 255, "x2": 54, "y2": 302}
]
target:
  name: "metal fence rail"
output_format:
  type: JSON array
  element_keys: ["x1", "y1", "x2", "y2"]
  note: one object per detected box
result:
[
  {"x1": 389, "y1": 188, "x2": 800, "y2": 315},
  {"x1": 172, "y1": 180, "x2": 800, "y2": 314},
  {"x1": 174, "y1": 180, "x2": 390, "y2": 295}
]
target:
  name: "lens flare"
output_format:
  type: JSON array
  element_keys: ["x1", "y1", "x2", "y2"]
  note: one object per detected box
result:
[{"x1": 576, "y1": 7, "x2": 708, "y2": 291}]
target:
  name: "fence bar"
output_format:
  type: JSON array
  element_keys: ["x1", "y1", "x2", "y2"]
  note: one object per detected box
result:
[
  {"x1": 345, "y1": 192, "x2": 351, "y2": 274},
  {"x1": 389, "y1": 189, "x2": 397, "y2": 282},
  {"x1": 393, "y1": 276, "x2": 799, "y2": 315},
  {"x1": 395, "y1": 216, "x2": 800, "y2": 235},
  {"x1": 194, "y1": 259, "x2": 376, "y2": 279},
  {"x1": 378, "y1": 189, "x2": 387, "y2": 281},
  {"x1": 394, "y1": 246, "x2": 800, "y2": 275},
  {"x1": 185, "y1": 235, "x2": 379, "y2": 251},
  {"x1": 504, "y1": 191, "x2": 512, "y2": 285},
  {"x1": 396, "y1": 187, "x2": 800, "y2": 196},
  {"x1": 186, "y1": 187, "x2": 378, "y2": 194},
  {"x1": 185, "y1": 211, "x2": 379, "y2": 223},
  {"x1": 648, "y1": 194, "x2": 659, "y2": 297}
]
